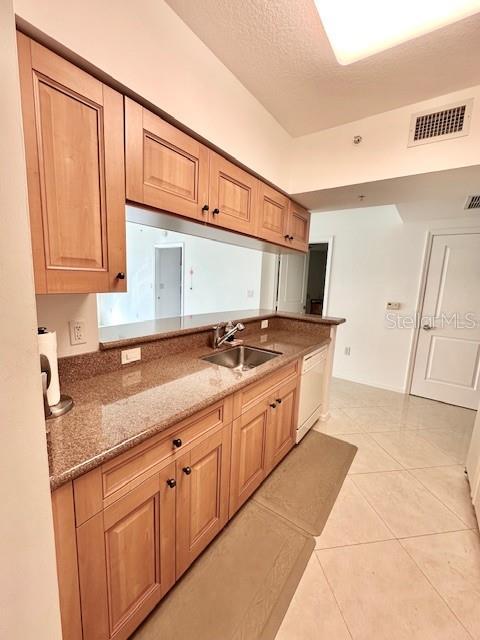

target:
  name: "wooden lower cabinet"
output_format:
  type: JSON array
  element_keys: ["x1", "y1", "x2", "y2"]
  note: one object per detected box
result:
[
  {"x1": 175, "y1": 425, "x2": 231, "y2": 577},
  {"x1": 229, "y1": 399, "x2": 271, "y2": 516},
  {"x1": 266, "y1": 378, "x2": 298, "y2": 473},
  {"x1": 53, "y1": 367, "x2": 302, "y2": 639},
  {"x1": 76, "y1": 465, "x2": 176, "y2": 640}
]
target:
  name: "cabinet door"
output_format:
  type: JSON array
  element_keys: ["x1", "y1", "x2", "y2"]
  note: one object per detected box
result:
[
  {"x1": 175, "y1": 425, "x2": 231, "y2": 577},
  {"x1": 208, "y1": 152, "x2": 258, "y2": 235},
  {"x1": 287, "y1": 201, "x2": 310, "y2": 252},
  {"x1": 17, "y1": 34, "x2": 126, "y2": 294},
  {"x1": 229, "y1": 400, "x2": 271, "y2": 516},
  {"x1": 125, "y1": 98, "x2": 209, "y2": 222},
  {"x1": 256, "y1": 183, "x2": 290, "y2": 246},
  {"x1": 77, "y1": 465, "x2": 176, "y2": 640},
  {"x1": 266, "y1": 378, "x2": 298, "y2": 473}
]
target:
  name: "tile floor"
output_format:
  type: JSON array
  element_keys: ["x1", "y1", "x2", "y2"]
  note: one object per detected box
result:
[{"x1": 276, "y1": 378, "x2": 479, "y2": 640}]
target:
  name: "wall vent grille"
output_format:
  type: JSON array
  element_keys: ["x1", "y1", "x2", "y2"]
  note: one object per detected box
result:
[
  {"x1": 408, "y1": 99, "x2": 473, "y2": 147},
  {"x1": 465, "y1": 195, "x2": 480, "y2": 210}
]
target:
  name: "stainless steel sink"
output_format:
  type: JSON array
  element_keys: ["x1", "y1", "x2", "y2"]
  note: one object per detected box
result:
[{"x1": 201, "y1": 345, "x2": 281, "y2": 371}]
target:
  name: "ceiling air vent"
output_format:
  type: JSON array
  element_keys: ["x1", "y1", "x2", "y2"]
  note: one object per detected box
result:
[
  {"x1": 408, "y1": 99, "x2": 473, "y2": 147},
  {"x1": 464, "y1": 195, "x2": 480, "y2": 210}
]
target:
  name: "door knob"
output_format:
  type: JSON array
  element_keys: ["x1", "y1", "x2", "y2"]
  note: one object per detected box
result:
[
  {"x1": 212, "y1": 208, "x2": 220, "y2": 215},
  {"x1": 269, "y1": 402, "x2": 277, "y2": 409},
  {"x1": 276, "y1": 398, "x2": 282, "y2": 404},
  {"x1": 202, "y1": 204, "x2": 209, "y2": 214},
  {"x1": 116, "y1": 272, "x2": 125, "y2": 280},
  {"x1": 183, "y1": 466, "x2": 192, "y2": 475},
  {"x1": 172, "y1": 438, "x2": 183, "y2": 448},
  {"x1": 422, "y1": 324, "x2": 433, "y2": 331},
  {"x1": 289, "y1": 236, "x2": 294, "y2": 241},
  {"x1": 166, "y1": 478, "x2": 176, "y2": 488},
  {"x1": 284, "y1": 234, "x2": 290, "y2": 240}
]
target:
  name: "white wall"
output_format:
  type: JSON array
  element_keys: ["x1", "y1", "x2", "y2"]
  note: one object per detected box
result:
[
  {"x1": 15, "y1": 0, "x2": 291, "y2": 189},
  {"x1": 310, "y1": 206, "x2": 480, "y2": 392},
  {"x1": 291, "y1": 85, "x2": 480, "y2": 194},
  {"x1": 98, "y1": 222, "x2": 263, "y2": 326},
  {"x1": 0, "y1": 1, "x2": 62, "y2": 636}
]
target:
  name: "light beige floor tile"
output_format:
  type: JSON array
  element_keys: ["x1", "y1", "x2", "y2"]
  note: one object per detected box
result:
[
  {"x1": 401, "y1": 530, "x2": 480, "y2": 640},
  {"x1": 352, "y1": 471, "x2": 467, "y2": 538},
  {"x1": 370, "y1": 431, "x2": 457, "y2": 468},
  {"x1": 342, "y1": 406, "x2": 405, "y2": 433},
  {"x1": 418, "y1": 428, "x2": 473, "y2": 465},
  {"x1": 313, "y1": 408, "x2": 364, "y2": 436},
  {"x1": 318, "y1": 540, "x2": 471, "y2": 640},
  {"x1": 315, "y1": 478, "x2": 394, "y2": 549},
  {"x1": 339, "y1": 434, "x2": 403, "y2": 474},
  {"x1": 410, "y1": 466, "x2": 478, "y2": 529},
  {"x1": 276, "y1": 554, "x2": 352, "y2": 640}
]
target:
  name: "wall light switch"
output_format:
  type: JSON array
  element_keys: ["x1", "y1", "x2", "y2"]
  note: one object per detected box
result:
[
  {"x1": 386, "y1": 302, "x2": 401, "y2": 310},
  {"x1": 69, "y1": 320, "x2": 87, "y2": 346},
  {"x1": 261, "y1": 319, "x2": 269, "y2": 329},
  {"x1": 344, "y1": 346, "x2": 351, "y2": 356},
  {"x1": 121, "y1": 347, "x2": 141, "y2": 365}
]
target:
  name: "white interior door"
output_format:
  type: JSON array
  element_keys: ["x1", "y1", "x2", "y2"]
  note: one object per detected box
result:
[
  {"x1": 277, "y1": 252, "x2": 309, "y2": 313},
  {"x1": 411, "y1": 233, "x2": 480, "y2": 409},
  {"x1": 155, "y1": 246, "x2": 183, "y2": 318},
  {"x1": 467, "y1": 409, "x2": 480, "y2": 527}
]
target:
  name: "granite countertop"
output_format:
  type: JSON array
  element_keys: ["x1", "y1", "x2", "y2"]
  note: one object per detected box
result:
[
  {"x1": 48, "y1": 329, "x2": 330, "y2": 490},
  {"x1": 99, "y1": 309, "x2": 344, "y2": 349}
]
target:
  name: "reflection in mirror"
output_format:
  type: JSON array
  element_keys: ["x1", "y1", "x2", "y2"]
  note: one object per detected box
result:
[{"x1": 97, "y1": 206, "x2": 279, "y2": 334}]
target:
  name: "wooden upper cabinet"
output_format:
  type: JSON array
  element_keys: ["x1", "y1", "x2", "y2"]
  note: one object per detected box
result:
[
  {"x1": 256, "y1": 182, "x2": 290, "y2": 246},
  {"x1": 17, "y1": 34, "x2": 126, "y2": 294},
  {"x1": 76, "y1": 466, "x2": 176, "y2": 640},
  {"x1": 175, "y1": 425, "x2": 231, "y2": 578},
  {"x1": 208, "y1": 152, "x2": 258, "y2": 235},
  {"x1": 125, "y1": 98, "x2": 209, "y2": 222},
  {"x1": 287, "y1": 201, "x2": 310, "y2": 252}
]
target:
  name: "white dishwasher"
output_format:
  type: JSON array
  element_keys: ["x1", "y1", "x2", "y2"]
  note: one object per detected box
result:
[{"x1": 297, "y1": 345, "x2": 328, "y2": 443}]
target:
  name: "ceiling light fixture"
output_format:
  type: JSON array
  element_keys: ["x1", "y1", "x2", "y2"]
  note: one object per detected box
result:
[{"x1": 314, "y1": 0, "x2": 480, "y2": 65}]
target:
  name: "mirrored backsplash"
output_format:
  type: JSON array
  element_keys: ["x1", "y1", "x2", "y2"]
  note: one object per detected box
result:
[{"x1": 97, "y1": 207, "x2": 278, "y2": 330}]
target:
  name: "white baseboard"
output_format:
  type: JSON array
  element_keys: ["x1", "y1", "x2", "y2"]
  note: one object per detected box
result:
[{"x1": 332, "y1": 375, "x2": 406, "y2": 394}]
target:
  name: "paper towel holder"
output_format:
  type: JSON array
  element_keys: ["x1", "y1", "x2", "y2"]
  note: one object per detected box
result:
[{"x1": 39, "y1": 351, "x2": 73, "y2": 419}]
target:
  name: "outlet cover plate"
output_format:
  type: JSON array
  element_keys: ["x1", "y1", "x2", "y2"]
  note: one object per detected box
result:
[{"x1": 121, "y1": 347, "x2": 141, "y2": 365}]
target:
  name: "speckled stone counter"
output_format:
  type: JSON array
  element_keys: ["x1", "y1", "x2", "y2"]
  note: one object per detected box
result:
[{"x1": 48, "y1": 326, "x2": 338, "y2": 490}]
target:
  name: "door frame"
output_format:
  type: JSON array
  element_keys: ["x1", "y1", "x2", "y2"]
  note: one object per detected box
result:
[
  {"x1": 406, "y1": 227, "x2": 480, "y2": 395},
  {"x1": 154, "y1": 243, "x2": 185, "y2": 318},
  {"x1": 308, "y1": 237, "x2": 334, "y2": 316},
  {"x1": 275, "y1": 237, "x2": 333, "y2": 315}
]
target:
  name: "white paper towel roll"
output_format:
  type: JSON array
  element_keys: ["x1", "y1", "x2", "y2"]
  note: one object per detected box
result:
[{"x1": 38, "y1": 328, "x2": 61, "y2": 406}]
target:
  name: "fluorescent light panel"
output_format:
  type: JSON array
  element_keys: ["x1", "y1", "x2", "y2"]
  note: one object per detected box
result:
[{"x1": 315, "y1": 0, "x2": 480, "y2": 65}]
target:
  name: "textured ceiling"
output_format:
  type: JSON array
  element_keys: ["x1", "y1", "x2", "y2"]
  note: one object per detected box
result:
[
  {"x1": 165, "y1": 0, "x2": 480, "y2": 136},
  {"x1": 293, "y1": 165, "x2": 480, "y2": 221}
]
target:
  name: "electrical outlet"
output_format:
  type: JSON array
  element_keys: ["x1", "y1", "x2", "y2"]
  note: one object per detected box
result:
[
  {"x1": 344, "y1": 346, "x2": 351, "y2": 356},
  {"x1": 69, "y1": 320, "x2": 86, "y2": 346},
  {"x1": 247, "y1": 289, "x2": 254, "y2": 298},
  {"x1": 261, "y1": 319, "x2": 269, "y2": 329},
  {"x1": 386, "y1": 302, "x2": 401, "y2": 310},
  {"x1": 121, "y1": 347, "x2": 141, "y2": 365}
]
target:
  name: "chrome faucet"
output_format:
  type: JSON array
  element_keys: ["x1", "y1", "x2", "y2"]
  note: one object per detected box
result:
[{"x1": 211, "y1": 321, "x2": 245, "y2": 349}]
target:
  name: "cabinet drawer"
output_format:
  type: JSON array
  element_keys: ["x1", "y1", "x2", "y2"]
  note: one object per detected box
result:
[
  {"x1": 233, "y1": 361, "x2": 299, "y2": 416},
  {"x1": 74, "y1": 397, "x2": 233, "y2": 523}
]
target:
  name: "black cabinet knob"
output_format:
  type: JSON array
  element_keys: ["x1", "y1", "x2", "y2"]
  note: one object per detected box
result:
[
  {"x1": 183, "y1": 466, "x2": 192, "y2": 475},
  {"x1": 172, "y1": 438, "x2": 183, "y2": 448},
  {"x1": 116, "y1": 272, "x2": 125, "y2": 280},
  {"x1": 212, "y1": 208, "x2": 220, "y2": 215},
  {"x1": 284, "y1": 234, "x2": 290, "y2": 240},
  {"x1": 269, "y1": 402, "x2": 277, "y2": 409},
  {"x1": 166, "y1": 478, "x2": 176, "y2": 488},
  {"x1": 289, "y1": 236, "x2": 294, "y2": 240},
  {"x1": 276, "y1": 398, "x2": 282, "y2": 404},
  {"x1": 202, "y1": 204, "x2": 209, "y2": 213}
]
